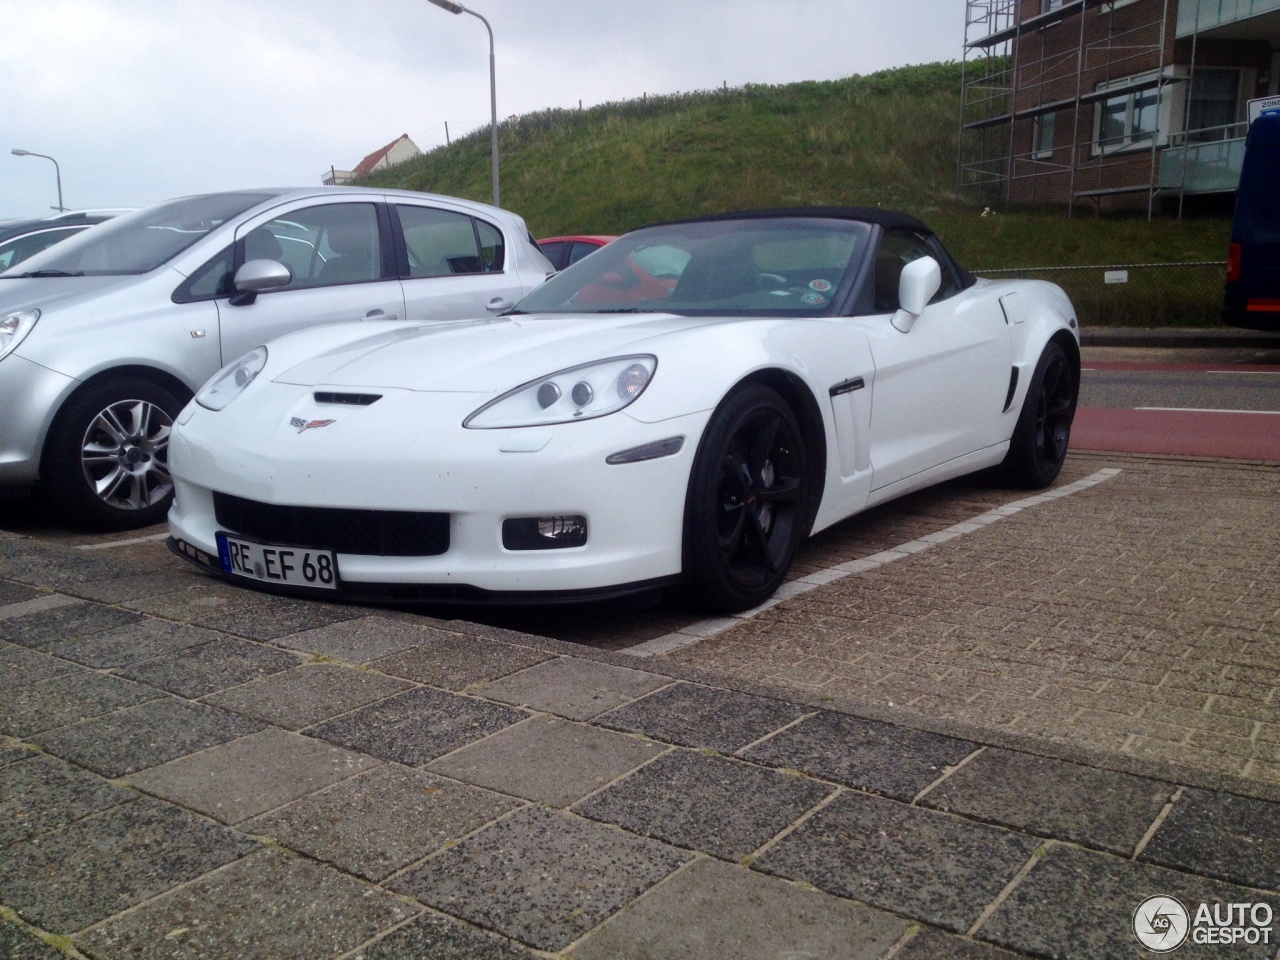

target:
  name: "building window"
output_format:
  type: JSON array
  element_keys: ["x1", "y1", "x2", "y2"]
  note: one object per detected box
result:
[
  {"x1": 1187, "y1": 69, "x2": 1242, "y2": 142},
  {"x1": 1095, "y1": 74, "x2": 1163, "y2": 154},
  {"x1": 1033, "y1": 113, "x2": 1056, "y2": 159},
  {"x1": 1041, "y1": 0, "x2": 1065, "y2": 12}
]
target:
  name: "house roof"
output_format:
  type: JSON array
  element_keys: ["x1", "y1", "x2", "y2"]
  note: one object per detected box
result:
[{"x1": 352, "y1": 134, "x2": 415, "y2": 176}]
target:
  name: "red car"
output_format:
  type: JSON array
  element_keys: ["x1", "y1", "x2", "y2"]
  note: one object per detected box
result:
[{"x1": 537, "y1": 235, "x2": 616, "y2": 271}]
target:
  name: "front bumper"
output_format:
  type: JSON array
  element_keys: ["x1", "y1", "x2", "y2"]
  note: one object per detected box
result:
[
  {"x1": 0, "y1": 354, "x2": 76, "y2": 486},
  {"x1": 166, "y1": 385, "x2": 710, "y2": 599}
]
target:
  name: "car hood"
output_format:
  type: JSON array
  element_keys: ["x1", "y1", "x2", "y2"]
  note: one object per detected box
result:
[
  {"x1": 0, "y1": 273, "x2": 144, "y2": 314},
  {"x1": 273, "y1": 313, "x2": 727, "y2": 393}
]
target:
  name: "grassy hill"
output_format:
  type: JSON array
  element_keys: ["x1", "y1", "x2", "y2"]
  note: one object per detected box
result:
[
  {"x1": 359, "y1": 61, "x2": 1231, "y2": 324},
  {"x1": 363, "y1": 63, "x2": 963, "y2": 233}
]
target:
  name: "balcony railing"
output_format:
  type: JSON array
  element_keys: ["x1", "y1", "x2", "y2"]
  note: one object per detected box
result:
[
  {"x1": 1159, "y1": 123, "x2": 1249, "y2": 193},
  {"x1": 1177, "y1": 0, "x2": 1280, "y2": 37}
]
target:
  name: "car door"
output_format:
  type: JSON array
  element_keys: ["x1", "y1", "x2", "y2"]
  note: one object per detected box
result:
[
  {"x1": 392, "y1": 202, "x2": 530, "y2": 321},
  {"x1": 859, "y1": 229, "x2": 1012, "y2": 492},
  {"x1": 216, "y1": 198, "x2": 405, "y2": 365}
]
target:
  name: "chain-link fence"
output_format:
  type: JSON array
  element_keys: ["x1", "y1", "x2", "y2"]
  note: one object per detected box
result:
[{"x1": 973, "y1": 262, "x2": 1227, "y2": 328}]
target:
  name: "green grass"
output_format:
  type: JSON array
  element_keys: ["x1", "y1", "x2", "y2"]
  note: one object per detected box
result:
[{"x1": 358, "y1": 61, "x2": 1232, "y2": 325}]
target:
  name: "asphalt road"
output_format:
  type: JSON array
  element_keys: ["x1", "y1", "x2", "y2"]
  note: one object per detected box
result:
[{"x1": 1081, "y1": 362, "x2": 1280, "y2": 411}]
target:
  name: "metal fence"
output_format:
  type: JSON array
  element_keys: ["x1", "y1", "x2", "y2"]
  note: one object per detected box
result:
[{"x1": 973, "y1": 262, "x2": 1227, "y2": 328}]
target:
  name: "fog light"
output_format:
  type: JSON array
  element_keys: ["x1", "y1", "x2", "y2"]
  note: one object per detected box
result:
[{"x1": 503, "y1": 515, "x2": 588, "y2": 550}]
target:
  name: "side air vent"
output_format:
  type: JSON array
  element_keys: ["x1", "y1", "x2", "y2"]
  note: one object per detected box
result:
[
  {"x1": 314, "y1": 392, "x2": 382, "y2": 406},
  {"x1": 1003, "y1": 368, "x2": 1019, "y2": 413}
]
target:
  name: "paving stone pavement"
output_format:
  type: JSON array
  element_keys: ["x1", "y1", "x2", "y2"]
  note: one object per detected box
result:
[
  {"x1": 1, "y1": 452, "x2": 1279, "y2": 958},
  {"x1": 664, "y1": 452, "x2": 1280, "y2": 787}
]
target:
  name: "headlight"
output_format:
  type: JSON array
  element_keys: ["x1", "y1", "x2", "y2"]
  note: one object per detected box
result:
[
  {"x1": 195, "y1": 345, "x2": 268, "y2": 411},
  {"x1": 465, "y1": 355, "x2": 657, "y2": 428},
  {"x1": 0, "y1": 309, "x2": 40, "y2": 363}
]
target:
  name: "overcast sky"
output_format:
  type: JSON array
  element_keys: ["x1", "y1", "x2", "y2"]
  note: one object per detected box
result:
[{"x1": 2, "y1": 0, "x2": 965, "y2": 219}]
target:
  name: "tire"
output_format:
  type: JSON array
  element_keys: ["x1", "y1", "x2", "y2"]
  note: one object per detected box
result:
[
  {"x1": 1002, "y1": 341, "x2": 1077, "y2": 489},
  {"x1": 44, "y1": 376, "x2": 183, "y2": 530},
  {"x1": 683, "y1": 384, "x2": 813, "y2": 613}
]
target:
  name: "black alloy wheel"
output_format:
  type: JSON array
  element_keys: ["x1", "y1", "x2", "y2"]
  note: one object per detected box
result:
[
  {"x1": 684, "y1": 384, "x2": 812, "y2": 613},
  {"x1": 1003, "y1": 341, "x2": 1077, "y2": 489}
]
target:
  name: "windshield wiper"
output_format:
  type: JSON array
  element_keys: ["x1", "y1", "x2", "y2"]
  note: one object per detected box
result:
[{"x1": 13, "y1": 270, "x2": 86, "y2": 278}]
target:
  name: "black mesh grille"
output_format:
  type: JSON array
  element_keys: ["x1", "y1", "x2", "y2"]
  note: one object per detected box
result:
[{"x1": 213, "y1": 492, "x2": 448, "y2": 557}]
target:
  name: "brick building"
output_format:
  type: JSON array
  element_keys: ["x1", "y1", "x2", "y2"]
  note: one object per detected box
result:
[{"x1": 960, "y1": 0, "x2": 1280, "y2": 215}]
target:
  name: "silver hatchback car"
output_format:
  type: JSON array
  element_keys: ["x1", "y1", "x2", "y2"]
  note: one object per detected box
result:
[{"x1": 0, "y1": 187, "x2": 553, "y2": 529}]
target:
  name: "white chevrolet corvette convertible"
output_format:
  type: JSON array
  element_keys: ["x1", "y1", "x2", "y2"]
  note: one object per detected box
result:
[{"x1": 168, "y1": 208, "x2": 1079, "y2": 612}]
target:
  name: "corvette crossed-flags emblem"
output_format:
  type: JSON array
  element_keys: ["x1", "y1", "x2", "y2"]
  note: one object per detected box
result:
[{"x1": 289, "y1": 417, "x2": 336, "y2": 433}]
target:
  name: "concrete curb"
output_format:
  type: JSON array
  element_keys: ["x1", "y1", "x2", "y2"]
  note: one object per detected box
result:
[{"x1": 1080, "y1": 326, "x2": 1280, "y2": 348}]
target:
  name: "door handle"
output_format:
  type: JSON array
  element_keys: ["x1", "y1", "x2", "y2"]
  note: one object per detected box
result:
[
  {"x1": 485, "y1": 299, "x2": 516, "y2": 312},
  {"x1": 363, "y1": 309, "x2": 397, "y2": 320}
]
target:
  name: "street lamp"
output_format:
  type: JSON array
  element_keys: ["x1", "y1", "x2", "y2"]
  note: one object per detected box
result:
[
  {"x1": 11, "y1": 149, "x2": 66, "y2": 213},
  {"x1": 427, "y1": 0, "x2": 500, "y2": 207}
]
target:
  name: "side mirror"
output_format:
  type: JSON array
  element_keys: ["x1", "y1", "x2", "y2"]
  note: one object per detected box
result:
[
  {"x1": 892, "y1": 256, "x2": 942, "y2": 333},
  {"x1": 229, "y1": 259, "x2": 292, "y2": 306}
]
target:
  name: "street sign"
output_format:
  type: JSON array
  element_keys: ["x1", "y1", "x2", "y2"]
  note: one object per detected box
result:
[{"x1": 1248, "y1": 95, "x2": 1280, "y2": 124}]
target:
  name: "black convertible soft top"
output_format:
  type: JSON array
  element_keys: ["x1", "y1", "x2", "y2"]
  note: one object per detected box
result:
[
  {"x1": 658, "y1": 206, "x2": 932, "y2": 233},
  {"x1": 655, "y1": 206, "x2": 976, "y2": 291}
]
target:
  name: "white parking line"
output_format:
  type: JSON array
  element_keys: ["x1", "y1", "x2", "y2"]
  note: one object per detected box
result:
[
  {"x1": 75, "y1": 531, "x2": 171, "y2": 551},
  {"x1": 1135, "y1": 407, "x2": 1280, "y2": 415},
  {"x1": 622, "y1": 468, "x2": 1124, "y2": 659}
]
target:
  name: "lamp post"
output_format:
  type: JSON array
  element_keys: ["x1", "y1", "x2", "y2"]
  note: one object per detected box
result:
[
  {"x1": 11, "y1": 149, "x2": 66, "y2": 213},
  {"x1": 427, "y1": 0, "x2": 500, "y2": 207}
]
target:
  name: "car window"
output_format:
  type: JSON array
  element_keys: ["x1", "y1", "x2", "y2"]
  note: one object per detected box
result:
[
  {"x1": 0, "y1": 226, "x2": 85, "y2": 271},
  {"x1": 629, "y1": 244, "x2": 690, "y2": 278},
  {"x1": 174, "y1": 245, "x2": 234, "y2": 302},
  {"x1": 516, "y1": 218, "x2": 870, "y2": 317},
  {"x1": 539, "y1": 241, "x2": 568, "y2": 270},
  {"x1": 568, "y1": 241, "x2": 601, "y2": 267},
  {"x1": 4, "y1": 192, "x2": 274, "y2": 277},
  {"x1": 476, "y1": 218, "x2": 505, "y2": 271},
  {"x1": 873, "y1": 230, "x2": 958, "y2": 312},
  {"x1": 924, "y1": 235, "x2": 962, "y2": 301},
  {"x1": 240, "y1": 203, "x2": 381, "y2": 289},
  {"x1": 396, "y1": 205, "x2": 502, "y2": 278}
]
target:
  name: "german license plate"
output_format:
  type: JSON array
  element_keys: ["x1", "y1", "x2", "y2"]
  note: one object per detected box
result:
[{"x1": 216, "y1": 533, "x2": 339, "y2": 590}]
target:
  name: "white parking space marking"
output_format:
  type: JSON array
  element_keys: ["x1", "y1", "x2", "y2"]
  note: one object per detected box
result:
[
  {"x1": 622, "y1": 468, "x2": 1124, "y2": 659},
  {"x1": 0, "y1": 594, "x2": 81, "y2": 619},
  {"x1": 75, "y1": 532, "x2": 171, "y2": 551}
]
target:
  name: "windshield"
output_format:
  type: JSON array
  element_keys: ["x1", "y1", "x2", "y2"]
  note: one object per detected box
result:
[
  {"x1": 0, "y1": 191, "x2": 278, "y2": 278},
  {"x1": 515, "y1": 217, "x2": 871, "y2": 317}
]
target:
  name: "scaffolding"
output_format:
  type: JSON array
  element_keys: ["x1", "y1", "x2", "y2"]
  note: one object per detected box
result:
[{"x1": 958, "y1": 0, "x2": 1177, "y2": 217}]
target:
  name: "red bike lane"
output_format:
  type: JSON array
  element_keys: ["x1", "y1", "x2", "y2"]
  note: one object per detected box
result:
[
  {"x1": 1073, "y1": 406, "x2": 1280, "y2": 460},
  {"x1": 1074, "y1": 360, "x2": 1280, "y2": 460}
]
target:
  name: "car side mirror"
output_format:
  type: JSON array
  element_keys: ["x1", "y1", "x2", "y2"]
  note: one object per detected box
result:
[
  {"x1": 229, "y1": 259, "x2": 292, "y2": 306},
  {"x1": 892, "y1": 256, "x2": 942, "y2": 333}
]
